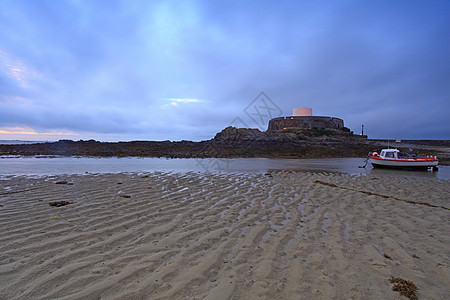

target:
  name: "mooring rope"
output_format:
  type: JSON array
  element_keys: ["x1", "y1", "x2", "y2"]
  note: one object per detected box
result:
[
  {"x1": 314, "y1": 180, "x2": 449, "y2": 211},
  {"x1": 0, "y1": 187, "x2": 41, "y2": 196}
]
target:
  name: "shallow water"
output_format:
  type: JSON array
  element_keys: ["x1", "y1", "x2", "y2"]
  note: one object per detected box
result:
[{"x1": 0, "y1": 156, "x2": 448, "y2": 180}]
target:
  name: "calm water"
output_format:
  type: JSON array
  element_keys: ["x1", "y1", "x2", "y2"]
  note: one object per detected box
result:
[
  {"x1": 0, "y1": 156, "x2": 448, "y2": 180},
  {"x1": 0, "y1": 140, "x2": 48, "y2": 145}
]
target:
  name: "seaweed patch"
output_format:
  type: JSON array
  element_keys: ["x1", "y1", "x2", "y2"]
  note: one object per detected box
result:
[{"x1": 389, "y1": 276, "x2": 418, "y2": 299}]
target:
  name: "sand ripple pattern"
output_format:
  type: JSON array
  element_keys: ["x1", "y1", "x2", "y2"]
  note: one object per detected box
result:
[{"x1": 0, "y1": 172, "x2": 449, "y2": 299}]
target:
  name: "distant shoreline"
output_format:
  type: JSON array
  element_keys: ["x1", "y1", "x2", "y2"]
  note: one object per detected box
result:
[
  {"x1": 1, "y1": 128, "x2": 449, "y2": 165},
  {"x1": 0, "y1": 140, "x2": 49, "y2": 145},
  {"x1": 1, "y1": 138, "x2": 449, "y2": 145}
]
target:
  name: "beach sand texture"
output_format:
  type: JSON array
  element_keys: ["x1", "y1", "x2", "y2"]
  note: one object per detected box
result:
[{"x1": 0, "y1": 171, "x2": 448, "y2": 299}]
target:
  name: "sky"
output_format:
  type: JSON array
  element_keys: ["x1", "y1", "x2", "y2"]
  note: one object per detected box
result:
[{"x1": 0, "y1": 0, "x2": 449, "y2": 142}]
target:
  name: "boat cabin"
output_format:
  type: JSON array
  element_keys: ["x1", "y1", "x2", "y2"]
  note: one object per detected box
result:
[{"x1": 379, "y1": 149, "x2": 399, "y2": 159}]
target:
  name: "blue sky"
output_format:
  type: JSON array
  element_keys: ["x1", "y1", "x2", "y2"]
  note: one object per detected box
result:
[{"x1": 1, "y1": 0, "x2": 449, "y2": 141}]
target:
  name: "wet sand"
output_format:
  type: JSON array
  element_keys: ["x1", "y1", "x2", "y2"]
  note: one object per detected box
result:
[{"x1": 0, "y1": 171, "x2": 448, "y2": 299}]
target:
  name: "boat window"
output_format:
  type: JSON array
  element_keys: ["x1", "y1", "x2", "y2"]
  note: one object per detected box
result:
[{"x1": 385, "y1": 152, "x2": 394, "y2": 158}]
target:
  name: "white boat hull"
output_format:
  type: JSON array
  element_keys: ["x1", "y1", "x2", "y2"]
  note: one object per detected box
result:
[{"x1": 369, "y1": 157, "x2": 438, "y2": 169}]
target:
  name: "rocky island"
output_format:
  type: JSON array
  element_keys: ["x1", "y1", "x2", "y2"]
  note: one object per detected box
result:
[{"x1": 1, "y1": 126, "x2": 449, "y2": 165}]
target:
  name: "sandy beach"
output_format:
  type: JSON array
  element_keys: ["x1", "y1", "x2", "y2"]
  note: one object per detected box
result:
[{"x1": 0, "y1": 171, "x2": 448, "y2": 299}]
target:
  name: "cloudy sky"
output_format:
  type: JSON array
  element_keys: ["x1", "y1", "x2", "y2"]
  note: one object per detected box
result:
[{"x1": 1, "y1": 0, "x2": 449, "y2": 141}]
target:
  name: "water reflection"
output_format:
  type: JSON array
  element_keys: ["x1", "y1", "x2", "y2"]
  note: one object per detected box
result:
[
  {"x1": 263, "y1": 158, "x2": 445, "y2": 179},
  {"x1": 365, "y1": 167, "x2": 442, "y2": 179},
  {"x1": 0, "y1": 157, "x2": 448, "y2": 180}
]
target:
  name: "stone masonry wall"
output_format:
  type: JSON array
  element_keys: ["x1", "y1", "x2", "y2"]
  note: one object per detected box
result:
[{"x1": 268, "y1": 116, "x2": 344, "y2": 131}]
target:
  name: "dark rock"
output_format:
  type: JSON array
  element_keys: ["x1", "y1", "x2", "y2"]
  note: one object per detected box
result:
[{"x1": 49, "y1": 201, "x2": 73, "y2": 207}]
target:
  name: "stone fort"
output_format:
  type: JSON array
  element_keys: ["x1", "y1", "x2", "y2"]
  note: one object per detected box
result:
[{"x1": 268, "y1": 107, "x2": 344, "y2": 131}]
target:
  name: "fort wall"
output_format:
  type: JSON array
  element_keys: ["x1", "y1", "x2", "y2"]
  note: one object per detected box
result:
[{"x1": 268, "y1": 116, "x2": 344, "y2": 131}]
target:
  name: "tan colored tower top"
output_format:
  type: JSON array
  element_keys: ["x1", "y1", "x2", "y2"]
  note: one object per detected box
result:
[{"x1": 293, "y1": 107, "x2": 312, "y2": 116}]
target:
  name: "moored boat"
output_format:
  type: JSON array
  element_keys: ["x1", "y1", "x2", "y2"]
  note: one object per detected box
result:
[{"x1": 369, "y1": 149, "x2": 439, "y2": 171}]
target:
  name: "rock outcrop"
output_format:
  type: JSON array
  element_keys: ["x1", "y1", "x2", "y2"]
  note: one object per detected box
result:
[{"x1": 0, "y1": 126, "x2": 448, "y2": 163}]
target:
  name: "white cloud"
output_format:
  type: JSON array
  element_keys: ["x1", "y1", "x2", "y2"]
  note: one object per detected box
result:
[
  {"x1": 0, "y1": 49, "x2": 43, "y2": 89},
  {"x1": 161, "y1": 98, "x2": 208, "y2": 109},
  {"x1": 166, "y1": 98, "x2": 207, "y2": 103}
]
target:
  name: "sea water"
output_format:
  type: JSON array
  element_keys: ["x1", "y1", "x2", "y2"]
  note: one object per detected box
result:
[{"x1": 0, "y1": 156, "x2": 448, "y2": 180}]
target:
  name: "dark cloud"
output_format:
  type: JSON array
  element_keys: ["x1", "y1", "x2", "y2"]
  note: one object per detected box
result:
[{"x1": 0, "y1": 0, "x2": 449, "y2": 141}]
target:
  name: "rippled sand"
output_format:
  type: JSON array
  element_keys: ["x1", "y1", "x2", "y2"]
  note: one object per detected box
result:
[{"x1": 0, "y1": 171, "x2": 448, "y2": 299}]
